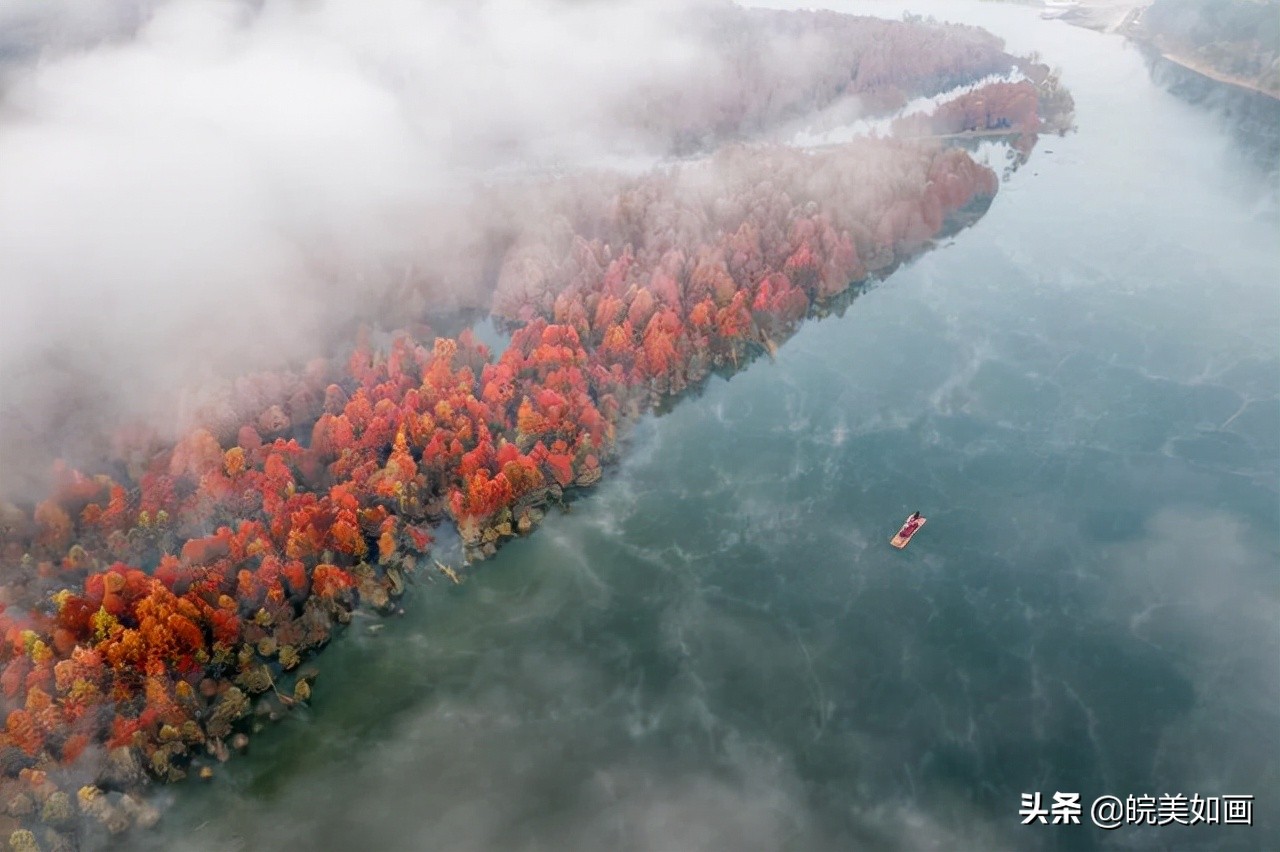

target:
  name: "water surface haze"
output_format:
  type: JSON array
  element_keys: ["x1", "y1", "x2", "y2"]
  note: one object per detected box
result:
[{"x1": 15, "y1": 1, "x2": 1278, "y2": 850}]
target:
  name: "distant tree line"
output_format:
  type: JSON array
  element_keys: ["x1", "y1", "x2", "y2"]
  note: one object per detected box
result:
[{"x1": 1140, "y1": 0, "x2": 1280, "y2": 94}]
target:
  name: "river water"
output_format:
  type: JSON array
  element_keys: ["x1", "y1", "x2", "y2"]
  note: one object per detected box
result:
[{"x1": 136, "y1": 3, "x2": 1278, "y2": 851}]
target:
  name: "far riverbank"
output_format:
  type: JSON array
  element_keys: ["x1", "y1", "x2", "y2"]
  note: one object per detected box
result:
[{"x1": 1035, "y1": 0, "x2": 1280, "y2": 101}]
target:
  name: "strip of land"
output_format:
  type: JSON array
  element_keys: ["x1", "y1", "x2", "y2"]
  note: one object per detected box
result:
[{"x1": 1044, "y1": 0, "x2": 1280, "y2": 101}]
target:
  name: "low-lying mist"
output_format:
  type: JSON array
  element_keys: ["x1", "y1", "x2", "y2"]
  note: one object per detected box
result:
[
  {"x1": 0, "y1": 0, "x2": 1031, "y2": 501},
  {"x1": 0, "y1": 0, "x2": 697, "y2": 495}
]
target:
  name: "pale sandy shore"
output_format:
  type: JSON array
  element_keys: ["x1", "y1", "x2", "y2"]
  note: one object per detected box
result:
[
  {"x1": 1043, "y1": 0, "x2": 1279, "y2": 100},
  {"x1": 1145, "y1": 45, "x2": 1280, "y2": 99}
]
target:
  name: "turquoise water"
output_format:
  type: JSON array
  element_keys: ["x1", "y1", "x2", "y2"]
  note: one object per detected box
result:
[{"x1": 137, "y1": 3, "x2": 1278, "y2": 851}]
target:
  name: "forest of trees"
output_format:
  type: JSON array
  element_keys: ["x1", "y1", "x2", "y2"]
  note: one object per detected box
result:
[
  {"x1": 631, "y1": 7, "x2": 1020, "y2": 150},
  {"x1": 0, "y1": 8, "x2": 1073, "y2": 848},
  {"x1": 1139, "y1": 0, "x2": 1280, "y2": 94}
]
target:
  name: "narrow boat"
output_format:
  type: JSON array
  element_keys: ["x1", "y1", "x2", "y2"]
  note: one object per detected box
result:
[{"x1": 890, "y1": 514, "x2": 927, "y2": 549}]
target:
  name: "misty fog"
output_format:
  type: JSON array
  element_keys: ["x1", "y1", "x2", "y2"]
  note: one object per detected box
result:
[
  {"x1": 1, "y1": 1, "x2": 1275, "y2": 850},
  {"x1": 0, "y1": 0, "x2": 742, "y2": 495}
]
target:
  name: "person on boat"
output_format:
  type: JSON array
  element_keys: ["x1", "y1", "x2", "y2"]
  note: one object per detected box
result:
[{"x1": 898, "y1": 511, "x2": 924, "y2": 537}]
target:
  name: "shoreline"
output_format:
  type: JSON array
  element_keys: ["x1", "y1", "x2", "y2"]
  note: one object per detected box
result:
[
  {"x1": 1043, "y1": 0, "x2": 1280, "y2": 102},
  {"x1": 1141, "y1": 41, "x2": 1280, "y2": 102}
]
